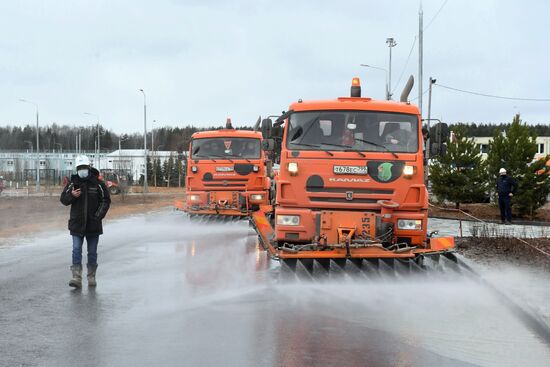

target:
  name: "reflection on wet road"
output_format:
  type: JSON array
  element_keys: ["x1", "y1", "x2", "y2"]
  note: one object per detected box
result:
[{"x1": 1, "y1": 210, "x2": 549, "y2": 367}]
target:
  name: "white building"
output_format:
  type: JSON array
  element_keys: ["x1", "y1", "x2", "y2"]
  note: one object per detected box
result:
[
  {"x1": 102, "y1": 149, "x2": 181, "y2": 182},
  {"x1": 472, "y1": 136, "x2": 549, "y2": 160},
  {"x1": 0, "y1": 149, "x2": 182, "y2": 183}
]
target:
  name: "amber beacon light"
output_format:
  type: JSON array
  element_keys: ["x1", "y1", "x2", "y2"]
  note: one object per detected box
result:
[{"x1": 350, "y1": 77, "x2": 361, "y2": 97}]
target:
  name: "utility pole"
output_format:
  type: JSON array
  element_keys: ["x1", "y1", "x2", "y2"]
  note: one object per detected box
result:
[
  {"x1": 139, "y1": 89, "x2": 148, "y2": 193},
  {"x1": 19, "y1": 99, "x2": 40, "y2": 191},
  {"x1": 386, "y1": 38, "x2": 397, "y2": 100},
  {"x1": 418, "y1": 3, "x2": 424, "y2": 115}
]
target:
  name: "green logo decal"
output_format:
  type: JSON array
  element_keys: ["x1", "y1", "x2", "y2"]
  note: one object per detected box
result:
[{"x1": 378, "y1": 162, "x2": 393, "y2": 182}]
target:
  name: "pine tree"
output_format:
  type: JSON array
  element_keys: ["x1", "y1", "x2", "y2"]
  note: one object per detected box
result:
[
  {"x1": 486, "y1": 114, "x2": 549, "y2": 218},
  {"x1": 430, "y1": 125, "x2": 488, "y2": 209},
  {"x1": 153, "y1": 158, "x2": 163, "y2": 187},
  {"x1": 146, "y1": 157, "x2": 153, "y2": 186}
]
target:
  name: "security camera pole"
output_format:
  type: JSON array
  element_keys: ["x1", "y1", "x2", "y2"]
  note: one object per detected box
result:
[
  {"x1": 19, "y1": 99, "x2": 40, "y2": 192},
  {"x1": 139, "y1": 89, "x2": 148, "y2": 193}
]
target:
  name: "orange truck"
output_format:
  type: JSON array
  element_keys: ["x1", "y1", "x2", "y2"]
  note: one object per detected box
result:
[
  {"x1": 182, "y1": 120, "x2": 271, "y2": 219},
  {"x1": 252, "y1": 77, "x2": 455, "y2": 271}
]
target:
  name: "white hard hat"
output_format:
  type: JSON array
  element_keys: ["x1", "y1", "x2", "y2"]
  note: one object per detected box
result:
[
  {"x1": 75, "y1": 155, "x2": 91, "y2": 168},
  {"x1": 499, "y1": 168, "x2": 507, "y2": 175}
]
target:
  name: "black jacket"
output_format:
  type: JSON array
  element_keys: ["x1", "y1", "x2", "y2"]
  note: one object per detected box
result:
[
  {"x1": 496, "y1": 175, "x2": 517, "y2": 197},
  {"x1": 60, "y1": 168, "x2": 111, "y2": 236}
]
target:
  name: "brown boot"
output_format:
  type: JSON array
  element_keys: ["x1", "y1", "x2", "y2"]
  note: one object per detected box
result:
[
  {"x1": 87, "y1": 264, "x2": 98, "y2": 287},
  {"x1": 69, "y1": 265, "x2": 82, "y2": 288}
]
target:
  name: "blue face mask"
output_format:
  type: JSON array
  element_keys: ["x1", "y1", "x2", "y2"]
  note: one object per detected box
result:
[{"x1": 77, "y1": 169, "x2": 89, "y2": 179}]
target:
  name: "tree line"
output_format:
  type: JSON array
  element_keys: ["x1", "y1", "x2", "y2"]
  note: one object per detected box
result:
[
  {"x1": 430, "y1": 114, "x2": 550, "y2": 218},
  {"x1": 451, "y1": 122, "x2": 550, "y2": 137},
  {"x1": 1, "y1": 121, "x2": 549, "y2": 153},
  {"x1": 0, "y1": 124, "x2": 253, "y2": 153}
]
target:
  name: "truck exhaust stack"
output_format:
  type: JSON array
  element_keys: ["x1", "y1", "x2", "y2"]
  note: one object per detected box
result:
[{"x1": 400, "y1": 75, "x2": 414, "y2": 102}]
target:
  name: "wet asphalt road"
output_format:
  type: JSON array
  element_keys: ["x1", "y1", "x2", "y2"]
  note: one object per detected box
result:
[{"x1": 1, "y1": 210, "x2": 550, "y2": 367}]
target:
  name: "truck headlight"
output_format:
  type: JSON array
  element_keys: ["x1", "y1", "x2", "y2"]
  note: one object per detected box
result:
[
  {"x1": 397, "y1": 219, "x2": 422, "y2": 230},
  {"x1": 288, "y1": 162, "x2": 298, "y2": 176},
  {"x1": 189, "y1": 194, "x2": 200, "y2": 202},
  {"x1": 250, "y1": 194, "x2": 264, "y2": 201},
  {"x1": 191, "y1": 166, "x2": 198, "y2": 173},
  {"x1": 403, "y1": 165, "x2": 415, "y2": 177},
  {"x1": 253, "y1": 165, "x2": 259, "y2": 172},
  {"x1": 276, "y1": 215, "x2": 300, "y2": 226}
]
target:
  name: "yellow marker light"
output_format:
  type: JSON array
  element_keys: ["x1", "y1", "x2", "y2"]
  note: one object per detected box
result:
[
  {"x1": 250, "y1": 194, "x2": 264, "y2": 201},
  {"x1": 288, "y1": 162, "x2": 298, "y2": 176},
  {"x1": 403, "y1": 165, "x2": 415, "y2": 177},
  {"x1": 352, "y1": 77, "x2": 361, "y2": 86}
]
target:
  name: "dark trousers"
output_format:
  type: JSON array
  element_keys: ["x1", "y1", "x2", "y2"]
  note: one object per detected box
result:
[{"x1": 498, "y1": 195, "x2": 512, "y2": 222}]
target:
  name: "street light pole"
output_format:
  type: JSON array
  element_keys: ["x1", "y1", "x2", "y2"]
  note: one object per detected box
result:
[
  {"x1": 118, "y1": 135, "x2": 128, "y2": 172},
  {"x1": 139, "y1": 89, "x2": 148, "y2": 193},
  {"x1": 359, "y1": 64, "x2": 389, "y2": 100},
  {"x1": 54, "y1": 143, "x2": 63, "y2": 184},
  {"x1": 418, "y1": 4, "x2": 424, "y2": 115},
  {"x1": 152, "y1": 119, "x2": 157, "y2": 187},
  {"x1": 386, "y1": 37, "x2": 397, "y2": 100},
  {"x1": 19, "y1": 99, "x2": 40, "y2": 191},
  {"x1": 84, "y1": 112, "x2": 100, "y2": 170}
]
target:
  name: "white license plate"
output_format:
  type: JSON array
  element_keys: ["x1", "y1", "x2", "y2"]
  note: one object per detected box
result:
[
  {"x1": 333, "y1": 165, "x2": 368, "y2": 175},
  {"x1": 216, "y1": 166, "x2": 234, "y2": 172}
]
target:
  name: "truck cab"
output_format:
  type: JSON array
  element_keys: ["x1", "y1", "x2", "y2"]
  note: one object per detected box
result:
[
  {"x1": 185, "y1": 126, "x2": 271, "y2": 217},
  {"x1": 256, "y1": 77, "x2": 454, "y2": 260}
]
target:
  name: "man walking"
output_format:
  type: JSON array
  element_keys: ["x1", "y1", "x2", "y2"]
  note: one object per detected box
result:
[
  {"x1": 496, "y1": 168, "x2": 517, "y2": 224},
  {"x1": 60, "y1": 155, "x2": 110, "y2": 288}
]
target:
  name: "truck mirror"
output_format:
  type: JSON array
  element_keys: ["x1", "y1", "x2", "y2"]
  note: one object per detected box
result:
[
  {"x1": 272, "y1": 125, "x2": 283, "y2": 138},
  {"x1": 262, "y1": 139, "x2": 275, "y2": 151},
  {"x1": 432, "y1": 122, "x2": 449, "y2": 144},
  {"x1": 430, "y1": 142, "x2": 447, "y2": 157},
  {"x1": 261, "y1": 119, "x2": 273, "y2": 138},
  {"x1": 430, "y1": 143, "x2": 440, "y2": 156}
]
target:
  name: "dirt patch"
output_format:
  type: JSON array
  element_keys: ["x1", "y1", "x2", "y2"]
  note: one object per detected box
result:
[
  {"x1": 457, "y1": 237, "x2": 550, "y2": 270},
  {"x1": 429, "y1": 202, "x2": 550, "y2": 224},
  {"x1": 0, "y1": 190, "x2": 183, "y2": 242}
]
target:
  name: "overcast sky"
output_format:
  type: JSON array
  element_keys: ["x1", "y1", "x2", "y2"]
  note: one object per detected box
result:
[{"x1": 0, "y1": 0, "x2": 549, "y2": 134}]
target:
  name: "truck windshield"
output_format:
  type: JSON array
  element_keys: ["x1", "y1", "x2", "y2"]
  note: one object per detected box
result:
[
  {"x1": 287, "y1": 111, "x2": 419, "y2": 153},
  {"x1": 191, "y1": 137, "x2": 261, "y2": 159}
]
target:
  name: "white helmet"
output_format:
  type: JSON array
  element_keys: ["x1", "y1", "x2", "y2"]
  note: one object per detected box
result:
[
  {"x1": 499, "y1": 168, "x2": 507, "y2": 175},
  {"x1": 75, "y1": 155, "x2": 91, "y2": 168}
]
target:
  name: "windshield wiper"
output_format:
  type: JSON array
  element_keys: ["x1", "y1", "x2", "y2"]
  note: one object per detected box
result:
[
  {"x1": 354, "y1": 138, "x2": 399, "y2": 158},
  {"x1": 320, "y1": 143, "x2": 366, "y2": 157},
  {"x1": 229, "y1": 155, "x2": 251, "y2": 163},
  {"x1": 209, "y1": 154, "x2": 233, "y2": 163},
  {"x1": 194, "y1": 153, "x2": 216, "y2": 162},
  {"x1": 289, "y1": 142, "x2": 333, "y2": 156}
]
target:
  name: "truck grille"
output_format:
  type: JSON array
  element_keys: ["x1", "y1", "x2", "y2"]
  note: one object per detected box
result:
[
  {"x1": 309, "y1": 197, "x2": 379, "y2": 204},
  {"x1": 306, "y1": 187, "x2": 394, "y2": 195}
]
